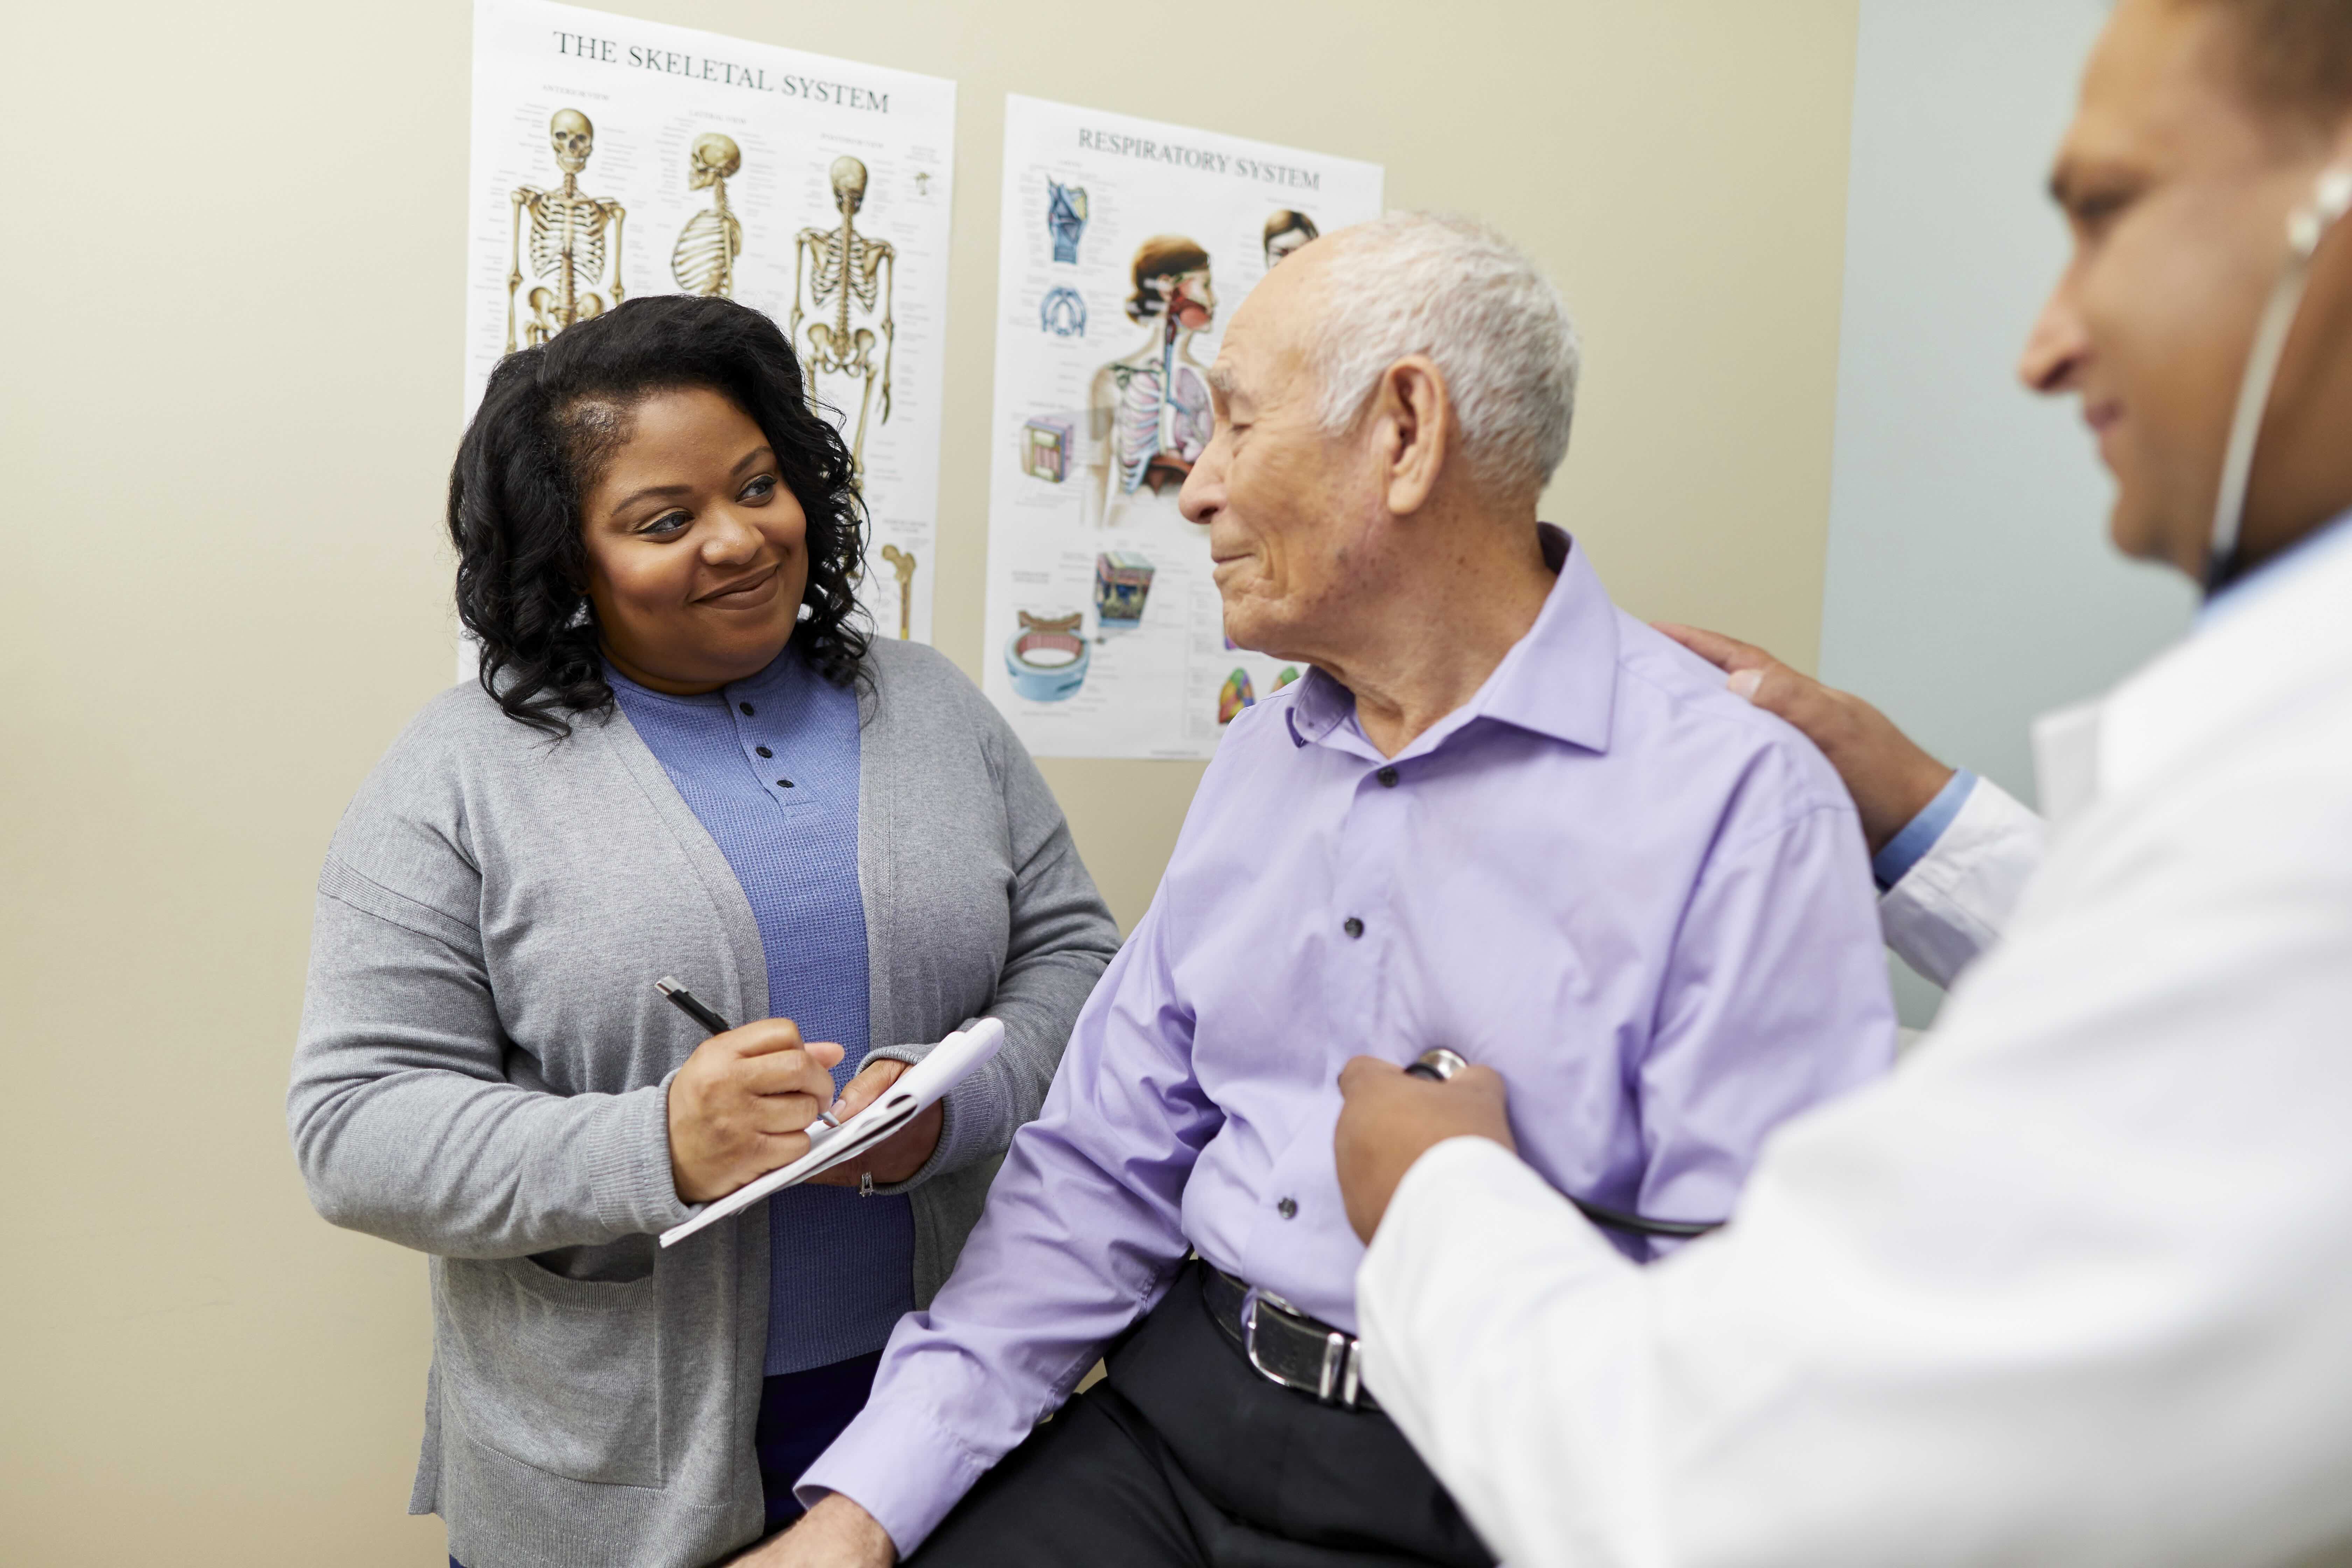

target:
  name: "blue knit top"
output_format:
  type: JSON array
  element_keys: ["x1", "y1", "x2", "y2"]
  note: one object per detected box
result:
[{"x1": 610, "y1": 646, "x2": 916, "y2": 1376}]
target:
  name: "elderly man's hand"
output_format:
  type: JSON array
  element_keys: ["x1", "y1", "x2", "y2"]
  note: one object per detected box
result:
[
  {"x1": 1654, "y1": 623, "x2": 1955, "y2": 853},
  {"x1": 1334, "y1": 1057, "x2": 1516, "y2": 1243},
  {"x1": 728, "y1": 1493, "x2": 896, "y2": 1567}
]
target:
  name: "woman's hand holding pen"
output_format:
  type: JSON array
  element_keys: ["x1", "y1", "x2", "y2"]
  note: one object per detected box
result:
[
  {"x1": 806, "y1": 1059, "x2": 946, "y2": 1189},
  {"x1": 667, "y1": 1018, "x2": 846, "y2": 1204}
]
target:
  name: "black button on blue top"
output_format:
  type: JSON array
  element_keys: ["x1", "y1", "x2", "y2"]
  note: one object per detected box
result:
[
  {"x1": 776, "y1": 778, "x2": 796, "y2": 789},
  {"x1": 1277, "y1": 1197, "x2": 1298, "y2": 1219},
  {"x1": 1343, "y1": 917, "x2": 1364, "y2": 938},
  {"x1": 756, "y1": 746, "x2": 774, "y2": 758},
  {"x1": 1377, "y1": 766, "x2": 1399, "y2": 788},
  {"x1": 738, "y1": 701, "x2": 755, "y2": 716}
]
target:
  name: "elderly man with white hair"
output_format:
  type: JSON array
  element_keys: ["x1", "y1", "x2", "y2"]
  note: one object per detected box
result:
[{"x1": 761, "y1": 214, "x2": 1898, "y2": 1568}]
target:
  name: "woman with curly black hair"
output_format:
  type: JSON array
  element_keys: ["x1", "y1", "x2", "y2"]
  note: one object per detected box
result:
[{"x1": 288, "y1": 296, "x2": 1119, "y2": 1568}]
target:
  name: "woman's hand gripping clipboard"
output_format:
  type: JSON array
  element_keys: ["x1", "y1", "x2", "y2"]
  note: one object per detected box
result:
[{"x1": 660, "y1": 1017, "x2": 1006, "y2": 1247}]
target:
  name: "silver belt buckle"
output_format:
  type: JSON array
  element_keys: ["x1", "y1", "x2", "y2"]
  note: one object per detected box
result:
[{"x1": 1240, "y1": 1285, "x2": 1364, "y2": 1407}]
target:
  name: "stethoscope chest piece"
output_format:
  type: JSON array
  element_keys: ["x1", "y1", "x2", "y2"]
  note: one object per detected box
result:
[{"x1": 1405, "y1": 1047, "x2": 1470, "y2": 1083}]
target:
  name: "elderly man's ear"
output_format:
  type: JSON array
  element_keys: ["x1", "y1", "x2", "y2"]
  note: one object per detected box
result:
[{"x1": 1374, "y1": 354, "x2": 1454, "y2": 517}]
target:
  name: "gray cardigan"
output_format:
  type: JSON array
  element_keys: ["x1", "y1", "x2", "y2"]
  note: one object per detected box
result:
[{"x1": 288, "y1": 638, "x2": 1118, "y2": 1568}]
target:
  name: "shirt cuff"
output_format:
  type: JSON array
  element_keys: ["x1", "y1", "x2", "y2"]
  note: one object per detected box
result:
[
  {"x1": 1357, "y1": 1138, "x2": 1626, "y2": 1410},
  {"x1": 795, "y1": 1393, "x2": 993, "y2": 1557},
  {"x1": 1872, "y1": 769, "x2": 1976, "y2": 892},
  {"x1": 1365, "y1": 1136, "x2": 1518, "y2": 1264}
]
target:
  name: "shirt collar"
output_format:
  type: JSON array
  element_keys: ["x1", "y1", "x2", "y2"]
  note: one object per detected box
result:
[
  {"x1": 2198, "y1": 506, "x2": 2352, "y2": 630},
  {"x1": 606, "y1": 640, "x2": 805, "y2": 708},
  {"x1": 1283, "y1": 524, "x2": 1618, "y2": 758}
]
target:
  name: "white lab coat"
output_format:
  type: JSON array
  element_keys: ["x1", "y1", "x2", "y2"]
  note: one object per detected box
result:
[
  {"x1": 1356, "y1": 528, "x2": 2352, "y2": 1568},
  {"x1": 1878, "y1": 772, "x2": 2044, "y2": 988}
]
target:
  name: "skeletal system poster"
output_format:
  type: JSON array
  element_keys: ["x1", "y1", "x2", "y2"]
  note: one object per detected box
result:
[
  {"x1": 981, "y1": 96, "x2": 1383, "y2": 759},
  {"x1": 463, "y1": 0, "x2": 955, "y2": 644}
]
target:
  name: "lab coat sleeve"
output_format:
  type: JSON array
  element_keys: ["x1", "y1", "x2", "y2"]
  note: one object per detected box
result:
[
  {"x1": 1877, "y1": 775, "x2": 2045, "y2": 986},
  {"x1": 1357, "y1": 744, "x2": 2352, "y2": 1568}
]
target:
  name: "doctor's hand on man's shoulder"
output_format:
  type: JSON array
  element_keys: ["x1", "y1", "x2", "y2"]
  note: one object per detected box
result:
[
  {"x1": 1656, "y1": 623, "x2": 1956, "y2": 853},
  {"x1": 1334, "y1": 1057, "x2": 1517, "y2": 1243}
]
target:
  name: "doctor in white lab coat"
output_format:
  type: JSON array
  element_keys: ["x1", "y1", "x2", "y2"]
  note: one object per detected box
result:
[{"x1": 1332, "y1": 3, "x2": 2352, "y2": 1565}]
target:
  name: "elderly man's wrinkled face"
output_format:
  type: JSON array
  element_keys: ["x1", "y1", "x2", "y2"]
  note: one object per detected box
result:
[
  {"x1": 1181, "y1": 245, "x2": 1377, "y2": 657},
  {"x1": 2021, "y1": 0, "x2": 2347, "y2": 572}
]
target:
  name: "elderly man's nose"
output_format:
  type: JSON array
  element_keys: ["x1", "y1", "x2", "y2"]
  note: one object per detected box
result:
[
  {"x1": 2018, "y1": 289, "x2": 2089, "y2": 394},
  {"x1": 1180, "y1": 456, "x2": 1222, "y2": 525}
]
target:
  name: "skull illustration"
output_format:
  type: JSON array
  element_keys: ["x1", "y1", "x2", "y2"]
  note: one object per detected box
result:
[
  {"x1": 830, "y1": 156, "x2": 870, "y2": 216},
  {"x1": 688, "y1": 133, "x2": 741, "y2": 189},
  {"x1": 550, "y1": 109, "x2": 595, "y2": 175}
]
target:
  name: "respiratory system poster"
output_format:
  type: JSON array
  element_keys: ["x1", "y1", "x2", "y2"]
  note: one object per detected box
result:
[{"x1": 982, "y1": 94, "x2": 1382, "y2": 758}]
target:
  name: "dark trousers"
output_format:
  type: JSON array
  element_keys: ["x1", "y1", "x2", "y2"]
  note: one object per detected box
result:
[
  {"x1": 756, "y1": 1349, "x2": 885, "y2": 1529},
  {"x1": 909, "y1": 1260, "x2": 1494, "y2": 1568}
]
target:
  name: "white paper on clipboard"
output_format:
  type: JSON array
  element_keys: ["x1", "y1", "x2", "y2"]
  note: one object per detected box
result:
[{"x1": 660, "y1": 1017, "x2": 1005, "y2": 1248}]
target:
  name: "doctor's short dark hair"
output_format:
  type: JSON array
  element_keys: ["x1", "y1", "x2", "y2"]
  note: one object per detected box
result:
[
  {"x1": 2190, "y1": 0, "x2": 2352, "y2": 123},
  {"x1": 448, "y1": 294, "x2": 869, "y2": 737}
]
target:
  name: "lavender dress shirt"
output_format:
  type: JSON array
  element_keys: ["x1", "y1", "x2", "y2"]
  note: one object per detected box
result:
[{"x1": 803, "y1": 527, "x2": 1897, "y2": 1551}]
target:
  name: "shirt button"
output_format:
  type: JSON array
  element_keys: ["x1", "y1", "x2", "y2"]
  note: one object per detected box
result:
[
  {"x1": 739, "y1": 702, "x2": 755, "y2": 716},
  {"x1": 776, "y1": 778, "x2": 796, "y2": 789},
  {"x1": 1343, "y1": 917, "x2": 1364, "y2": 938},
  {"x1": 756, "y1": 746, "x2": 774, "y2": 758},
  {"x1": 1377, "y1": 766, "x2": 1399, "y2": 788},
  {"x1": 1277, "y1": 1197, "x2": 1298, "y2": 1219}
]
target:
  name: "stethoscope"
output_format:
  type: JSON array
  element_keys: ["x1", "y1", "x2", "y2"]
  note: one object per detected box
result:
[
  {"x1": 2206, "y1": 162, "x2": 2352, "y2": 592},
  {"x1": 1404, "y1": 1048, "x2": 1724, "y2": 1239}
]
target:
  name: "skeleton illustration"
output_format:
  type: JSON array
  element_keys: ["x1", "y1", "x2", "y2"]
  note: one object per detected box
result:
[
  {"x1": 671, "y1": 133, "x2": 743, "y2": 298},
  {"x1": 792, "y1": 156, "x2": 896, "y2": 479},
  {"x1": 878, "y1": 544, "x2": 917, "y2": 640},
  {"x1": 506, "y1": 110, "x2": 628, "y2": 351}
]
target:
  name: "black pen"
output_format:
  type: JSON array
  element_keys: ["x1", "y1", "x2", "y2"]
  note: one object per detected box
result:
[{"x1": 657, "y1": 977, "x2": 843, "y2": 1128}]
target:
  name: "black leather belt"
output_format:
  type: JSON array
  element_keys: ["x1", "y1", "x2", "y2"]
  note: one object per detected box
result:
[{"x1": 1201, "y1": 1264, "x2": 1379, "y2": 1412}]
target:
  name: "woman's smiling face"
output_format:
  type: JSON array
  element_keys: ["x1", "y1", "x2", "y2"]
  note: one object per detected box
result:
[{"x1": 577, "y1": 385, "x2": 811, "y2": 694}]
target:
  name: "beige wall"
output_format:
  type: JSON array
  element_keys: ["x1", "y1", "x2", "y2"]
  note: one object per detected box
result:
[{"x1": 0, "y1": 1, "x2": 1856, "y2": 1560}]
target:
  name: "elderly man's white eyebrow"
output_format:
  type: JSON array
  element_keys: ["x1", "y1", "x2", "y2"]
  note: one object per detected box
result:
[{"x1": 1206, "y1": 362, "x2": 1240, "y2": 401}]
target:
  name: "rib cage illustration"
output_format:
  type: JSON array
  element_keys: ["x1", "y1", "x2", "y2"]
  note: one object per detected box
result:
[{"x1": 529, "y1": 204, "x2": 610, "y2": 294}]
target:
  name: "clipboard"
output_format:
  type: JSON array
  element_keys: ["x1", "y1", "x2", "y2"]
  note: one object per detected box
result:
[{"x1": 659, "y1": 1017, "x2": 1006, "y2": 1248}]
